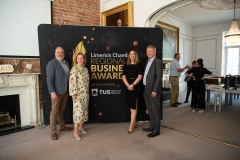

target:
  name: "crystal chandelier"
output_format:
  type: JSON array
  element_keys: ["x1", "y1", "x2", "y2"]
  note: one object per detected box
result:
[{"x1": 224, "y1": 0, "x2": 240, "y2": 45}]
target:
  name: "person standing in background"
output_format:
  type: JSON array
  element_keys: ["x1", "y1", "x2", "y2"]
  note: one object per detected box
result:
[
  {"x1": 142, "y1": 45, "x2": 162, "y2": 137},
  {"x1": 184, "y1": 60, "x2": 198, "y2": 103},
  {"x1": 169, "y1": 53, "x2": 190, "y2": 107},
  {"x1": 46, "y1": 46, "x2": 72, "y2": 141},
  {"x1": 187, "y1": 58, "x2": 212, "y2": 113},
  {"x1": 122, "y1": 50, "x2": 143, "y2": 134},
  {"x1": 69, "y1": 53, "x2": 89, "y2": 141}
]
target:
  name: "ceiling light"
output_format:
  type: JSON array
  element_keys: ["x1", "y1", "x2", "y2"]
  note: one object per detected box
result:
[{"x1": 224, "y1": 0, "x2": 240, "y2": 45}]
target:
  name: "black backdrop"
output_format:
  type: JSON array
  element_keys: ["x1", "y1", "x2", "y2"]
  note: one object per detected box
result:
[{"x1": 38, "y1": 24, "x2": 163, "y2": 124}]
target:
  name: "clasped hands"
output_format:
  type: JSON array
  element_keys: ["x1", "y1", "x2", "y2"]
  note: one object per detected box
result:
[{"x1": 127, "y1": 84, "x2": 134, "y2": 91}]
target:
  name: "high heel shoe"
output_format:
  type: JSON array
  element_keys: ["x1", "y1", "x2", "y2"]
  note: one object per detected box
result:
[
  {"x1": 73, "y1": 134, "x2": 81, "y2": 141},
  {"x1": 128, "y1": 130, "x2": 133, "y2": 134},
  {"x1": 79, "y1": 128, "x2": 88, "y2": 134}
]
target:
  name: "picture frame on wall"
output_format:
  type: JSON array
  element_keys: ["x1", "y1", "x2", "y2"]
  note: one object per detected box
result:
[
  {"x1": 101, "y1": 2, "x2": 133, "y2": 27},
  {"x1": 155, "y1": 21, "x2": 179, "y2": 59}
]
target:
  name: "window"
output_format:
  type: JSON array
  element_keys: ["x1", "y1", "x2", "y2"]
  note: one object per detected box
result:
[
  {"x1": 222, "y1": 31, "x2": 240, "y2": 76},
  {"x1": 226, "y1": 47, "x2": 240, "y2": 75}
]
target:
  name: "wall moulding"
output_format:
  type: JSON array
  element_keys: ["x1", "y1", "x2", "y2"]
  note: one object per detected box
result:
[{"x1": 195, "y1": 38, "x2": 217, "y2": 69}]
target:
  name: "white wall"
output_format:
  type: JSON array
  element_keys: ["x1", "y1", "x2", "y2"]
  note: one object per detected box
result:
[
  {"x1": 0, "y1": 0, "x2": 51, "y2": 57},
  {"x1": 192, "y1": 21, "x2": 240, "y2": 76}
]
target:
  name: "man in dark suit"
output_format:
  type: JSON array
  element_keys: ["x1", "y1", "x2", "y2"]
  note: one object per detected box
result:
[
  {"x1": 46, "y1": 46, "x2": 72, "y2": 140},
  {"x1": 142, "y1": 45, "x2": 162, "y2": 137}
]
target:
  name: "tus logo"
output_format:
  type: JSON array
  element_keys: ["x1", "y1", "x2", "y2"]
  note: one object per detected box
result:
[
  {"x1": 91, "y1": 88, "x2": 98, "y2": 96},
  {"x1": 99, "y1": 90, "x2": 110, "y2": 94}
]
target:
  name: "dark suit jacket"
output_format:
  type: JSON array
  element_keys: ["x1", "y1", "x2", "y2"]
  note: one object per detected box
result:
[
  {"x1": 144, "y1": 57, "x2": 162, "y2": 95},
  {"x1": 46, "y1": 58, "x2": 70, "y2": 95}
]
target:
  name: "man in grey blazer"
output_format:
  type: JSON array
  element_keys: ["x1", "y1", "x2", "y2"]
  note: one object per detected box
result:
[
  {"x1": 46, "y1": 47, "x2": 72, "y2": 140},
  {"x1": 142, "y1": 45, "x2": 162, "y2": 137}
]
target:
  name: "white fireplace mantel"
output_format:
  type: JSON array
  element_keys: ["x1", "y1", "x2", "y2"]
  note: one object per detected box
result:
[{"x1": 0, "y1": 73, "x2": 41, "y2": 126}]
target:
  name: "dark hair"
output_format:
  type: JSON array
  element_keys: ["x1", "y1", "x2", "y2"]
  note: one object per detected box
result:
[
  {"x1": 197, "y1": 59, "x2": 204, "y2": 71},
  {"x1": 197, "y1": 58, "x2": 203, "y2": 63},
  {"x1": 174, "y1": 53, "x2": 180, "y2": 58}
]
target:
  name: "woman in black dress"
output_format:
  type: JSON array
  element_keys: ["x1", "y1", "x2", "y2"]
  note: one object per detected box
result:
[
  {"x1": 122, "y1": 50, "x2": 143, "y2": 134},
  {"x1": 184, "y1": 60, "x2": 198, "y2": 103},
  {"x1": 186, "y1": 59, "x2": 212, "y2": 113}
]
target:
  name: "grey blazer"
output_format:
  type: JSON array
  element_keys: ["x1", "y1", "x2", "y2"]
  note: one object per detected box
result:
[
  {"x1": 144, "y1": 57, "x2": 162, "y2": 94},
  {"x1": 46, "y1": 58, "x2": 70, "y2": 95}
]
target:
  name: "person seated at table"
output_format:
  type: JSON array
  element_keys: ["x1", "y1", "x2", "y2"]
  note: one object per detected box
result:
[{"x1": 186, "y1": 59, "x2": 212, "y2": 113}]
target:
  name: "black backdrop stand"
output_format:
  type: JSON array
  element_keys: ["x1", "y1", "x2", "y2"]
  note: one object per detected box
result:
[{"x1": 38, "y1": 25, "x2": 163, "y2": 124}]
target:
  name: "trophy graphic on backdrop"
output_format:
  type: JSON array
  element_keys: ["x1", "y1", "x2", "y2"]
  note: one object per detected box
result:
[{"x1": 72, "y1": 41, "x2": 86, "y2": 67}]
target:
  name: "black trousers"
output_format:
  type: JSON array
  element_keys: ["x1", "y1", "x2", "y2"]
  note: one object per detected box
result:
[
  {"x1": 191, "y1": 84, "x2": 206, "y2": 109},
  {"x1": 185, "y1": 81, "x2": 192, "y2": 102}
]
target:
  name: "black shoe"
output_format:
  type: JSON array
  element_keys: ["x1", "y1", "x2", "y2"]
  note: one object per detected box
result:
[
  {"x1": 184, "y1": 101, "x2": 188, "y2": 103},
  {"x1": 142, "y1": 128, "x2": 153, "y2": 132},
  {"x1": 147, "y1": 132, "x2": 160, "y2": 137},
  {"x1": 175, "y1": 102, "x2": 181, "y2": 105},
  {"x1": 170, "y1": 104, "x2": 178, "y2": 107}
]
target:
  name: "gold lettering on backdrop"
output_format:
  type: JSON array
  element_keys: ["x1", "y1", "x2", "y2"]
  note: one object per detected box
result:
[
  {"x1": 91, "y1": 58, "x2": 126, "y2": 64},
  {"x1": 91, "y1": 65, "x2": 121, "y2": 72},
  {"x1": 91, "y1": 83, "x2": 103, "y2": 86},
  {"x1": 91, "y1": 72, "x2": 123, "y2": 80},
  {"x1": 90, "y1": 55, "x2": 126, "y2": 80},
  {"x1": 90, "y1": 83, "x2": 116, "y2": 86},
  {"x1": 112, "y1": 72, "x2": 118, "y2": 79},
  {"x1": 72, "y1": 43, "x2": 127, "y2": 80}
]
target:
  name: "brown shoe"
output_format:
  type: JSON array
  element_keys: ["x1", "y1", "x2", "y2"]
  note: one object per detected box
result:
[
  {"x1": 170, "y1": 104, "x2": 178, "y2": 107},
  {"x1": 51, "y1": 133, "x2": 58, "y2": 140},
  {"x1": 59, "y1": 126, "x2": 73, "y2": 131}
]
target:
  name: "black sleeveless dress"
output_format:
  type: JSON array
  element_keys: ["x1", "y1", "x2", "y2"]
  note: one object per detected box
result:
[{"x1": 123, "y1": 63, "x2": 143, "y2": 109}]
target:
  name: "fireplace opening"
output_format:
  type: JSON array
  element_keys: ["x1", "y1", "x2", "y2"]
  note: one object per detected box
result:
[{"x1": 0, "y1": 94, "x2": 21, "y2": 131}]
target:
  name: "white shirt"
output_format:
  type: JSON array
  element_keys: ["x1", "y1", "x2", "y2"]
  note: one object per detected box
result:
[
  {"x1": 169, "y1": 59, "x2": 181, "y2": 78},
  {"x1": 143, "y1": 57, "x2": 155, "y2": 85}
]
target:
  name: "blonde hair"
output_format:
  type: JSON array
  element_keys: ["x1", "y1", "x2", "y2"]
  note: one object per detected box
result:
[
  {"x1": 75, "y1": 53, "x2": 86, "y2": 66},
  {"x1": 127, "y1": 50, "x2": 140, "y2": 65}
]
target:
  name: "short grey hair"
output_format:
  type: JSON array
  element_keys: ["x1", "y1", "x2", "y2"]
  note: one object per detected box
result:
[
  {"x1": 55, "y1": 46, "x2": 64, "y2": 52},
  {"x1": 146, "y1": 45, "x2": 156, "y2": 50}
]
